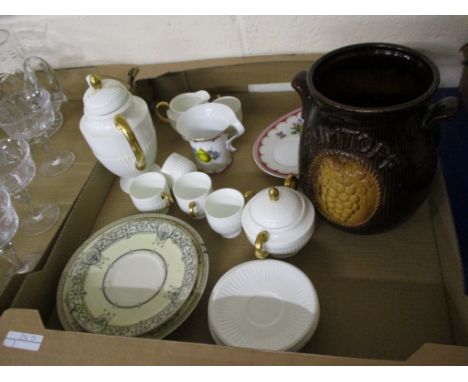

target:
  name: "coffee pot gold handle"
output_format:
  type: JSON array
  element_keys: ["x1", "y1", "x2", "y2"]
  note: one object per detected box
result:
[{"x1": 114, "y1": 115, "x2": 146, "y2": 171}]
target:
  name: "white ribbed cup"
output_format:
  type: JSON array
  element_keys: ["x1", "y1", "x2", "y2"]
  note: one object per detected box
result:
[
  {"x1": 173, "y1": 172, "x2": 212, "y2": 219},
  {"x1": 161, "y1": 153, "x2": 197, "y2": 188},
  {"x1": 204, "y1": 188, "x2": 244, "y2": 239},
  {"x1": 129, "y1": 172, "x2": 172, "y2": 213}
]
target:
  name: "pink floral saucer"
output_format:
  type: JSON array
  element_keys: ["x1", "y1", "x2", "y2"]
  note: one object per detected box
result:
[{"x1": 253, "y1": 108, "x2": 303, "y2": 179}]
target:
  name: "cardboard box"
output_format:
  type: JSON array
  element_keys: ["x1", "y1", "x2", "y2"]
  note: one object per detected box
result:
[{"x1": 1, "y1": 55, "x2": 468, "y2": 365}]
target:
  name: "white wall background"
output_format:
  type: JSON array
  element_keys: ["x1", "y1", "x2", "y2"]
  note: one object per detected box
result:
[{"x1": 1, "y1": 15, "x2": 467, "y2": 86}]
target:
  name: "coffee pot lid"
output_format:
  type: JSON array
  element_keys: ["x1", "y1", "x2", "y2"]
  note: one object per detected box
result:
[
  {"x1": 83, "y1": 74, "x2": 131, "y2": 117},
  {"x1": 249, "y1": 186, "x2": 304, "y2": 229}
]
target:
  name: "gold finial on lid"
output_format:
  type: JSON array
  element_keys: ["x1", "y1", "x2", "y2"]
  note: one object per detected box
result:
[
  {"x1": 269, "y1": 187, "x2": 279, "y2": 202},
  {"x1": 87, "y1": 74, "x2": 102, "y2": 90}
]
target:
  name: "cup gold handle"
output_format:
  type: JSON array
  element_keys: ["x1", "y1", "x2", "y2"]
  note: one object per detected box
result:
[
  {"x1": 161, "y1": 192, "x2": 174, "y2": 206},
  {"x1": 114, "y1": 114, "x2": 146, "y2": 171},
  {"x1": 243, "y1": 190, "x2": 254, "y2": 201},
  {"x1": 155, "y1": 101, "x2": 170, "y2": 123},
  {"x1": 188, "y1": 201, "x2": 198, "y2": 218},
  {"x1": 254, "y1": 231, "x2": 269, "y2": 259}
]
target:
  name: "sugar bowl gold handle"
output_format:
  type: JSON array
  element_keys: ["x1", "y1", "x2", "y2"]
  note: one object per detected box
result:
[
  {"x1": 255, "y1": 231, "x2": 269, "y2": 260},
  {"x1": 114, "y1": 114, "x2": 146, "y2": 171},
  {"x1": 284, "y1": 174, "x2": 298, "y2": 189}
]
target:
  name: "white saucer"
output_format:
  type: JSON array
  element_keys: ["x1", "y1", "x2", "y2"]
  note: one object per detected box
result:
[{"x1": 208, "y1": 259, "x2": 319, "y2": 352}]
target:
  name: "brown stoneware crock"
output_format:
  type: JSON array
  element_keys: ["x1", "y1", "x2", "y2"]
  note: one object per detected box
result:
[{"x1": 292, "y1": 43, "x2": 458, "y2": 234}]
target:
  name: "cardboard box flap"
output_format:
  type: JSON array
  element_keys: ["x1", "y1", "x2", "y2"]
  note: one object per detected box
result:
[
  {"x1": 2, "y1": 308, "x2": 467, "y2": 365},
  {"x1": 56, "y1": 54, "x2": 320, "y2": 103},
  {"x1": 132, "y1": 54, "x2": 320, "y2": 106},
  {"x1": 406, "y1": 343, "x2": 468, "y2": 365},
  {"x1": 0, "y1": 309, "x2": 401, "y2": 365}
]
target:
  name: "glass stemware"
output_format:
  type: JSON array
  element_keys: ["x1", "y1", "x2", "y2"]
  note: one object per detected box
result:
[
  {"x1": 0, "y1": 28, "x2": 66, "y2": 140},
  {"x1": 0, "y1": 28, "x2": 26, "y2": 98},
  {"x1": 24, "y1": 56, "x2": 67, "y2": 139},
  {"x1": 0, "y1": 86, "x2": 75, "y2": 177},
  {"x1": 0, "y1": 138, "x2": 60, "y2": 236},
  {"x1": 0, "y1": 187, "x2": 35, "y2": 279}
]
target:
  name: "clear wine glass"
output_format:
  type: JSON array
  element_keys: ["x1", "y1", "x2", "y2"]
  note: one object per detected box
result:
[
  {"x1": 0, "y1": 28, "x2": 26, "y2": 99},
  {"x1": 24, "y1": 56, "x2": 67, "y2": 139},
  {"x1": 0, "y1": 28, "x2": 65, "y2": 140},
  {"x1": 0, "y1": 186, "x2": 34, "y2": 278},
  {"x1": 0, "y1": 86, "x2": 75, "y2": 177},
  {"x1": 0, "y1": 138, "x2": 60, "y2": 236}
]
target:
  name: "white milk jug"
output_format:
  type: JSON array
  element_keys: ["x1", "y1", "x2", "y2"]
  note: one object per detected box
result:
[{"x1": 79, "y1": 74, "x2": 157, "y2": 193}]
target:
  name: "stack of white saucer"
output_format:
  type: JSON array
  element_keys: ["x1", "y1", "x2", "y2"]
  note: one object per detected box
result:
[{"x1": 208, "y1": 259, "x2": 320, "y2": 352}]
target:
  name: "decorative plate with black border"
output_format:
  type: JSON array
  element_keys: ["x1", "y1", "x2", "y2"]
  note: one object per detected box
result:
[{"x1": 57, "y1": 214, "x2": 206, "y2": 337}]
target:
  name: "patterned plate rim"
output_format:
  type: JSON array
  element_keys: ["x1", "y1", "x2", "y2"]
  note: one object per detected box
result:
[
  {"x1": 56, "y1": 213, "x2": 209, "y2": 337},
  {"x1": 145, "y1": 219, "x2": 209, "y2": 339},
  {"x1": 252, "y1": 108, "x2": 302, "y2": 179}
]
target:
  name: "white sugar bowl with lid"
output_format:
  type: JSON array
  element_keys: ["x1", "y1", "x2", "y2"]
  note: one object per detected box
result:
[
  {"x1": 79, "y1": 74, "x2": 157, "y2": 193},
  {"x1": 241, "y1": 177, "x2": 316, "y2": 259}
]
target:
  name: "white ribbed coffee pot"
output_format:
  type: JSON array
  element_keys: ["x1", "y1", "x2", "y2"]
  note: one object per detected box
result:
[{"x1": 79, "y1": 74, "x2": 157, "y2": 193}]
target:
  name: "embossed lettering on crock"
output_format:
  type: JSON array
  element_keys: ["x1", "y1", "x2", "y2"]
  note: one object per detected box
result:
[{"x1": 312, "y1": 123, "x2": 400, "y2": 169}]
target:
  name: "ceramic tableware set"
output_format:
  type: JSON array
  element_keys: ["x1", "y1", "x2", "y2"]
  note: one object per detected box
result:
[
  {"x1": 206, "y1": 175, "x2": 320, "y2": 351},
  {"x1": 157, "y1": 91, "x2": 245, "y2": 174},
  {"x1": 57, "y1": 42, "x2": 457, "y2": 353},
  {"x1": 68, "y1": 71, "x2": 321, "y2": 351}
]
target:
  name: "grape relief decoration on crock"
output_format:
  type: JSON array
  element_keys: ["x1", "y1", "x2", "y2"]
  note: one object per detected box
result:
[
  {"x1": 66, "y1": 218, "x2": 198, "y2": 337},
  {"x1": 310, "y1": 151, "x2": 382, "y2": 227}
]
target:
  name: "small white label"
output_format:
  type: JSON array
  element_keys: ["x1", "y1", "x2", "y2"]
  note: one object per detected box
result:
[
  {"x1": 3, "y1": 331, "x2": 43, "y2": 352},
  {"x1": 248, "y1": 83, "x2": 294, "y2": 93}
]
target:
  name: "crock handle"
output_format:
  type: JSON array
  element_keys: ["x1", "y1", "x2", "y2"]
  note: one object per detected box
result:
[
  {"x1": 423, "y1": 97, "x2": 458, "y2": 131},
  {"x1": 291, "y1": 70, "x2": 311, "y2": 120}
]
